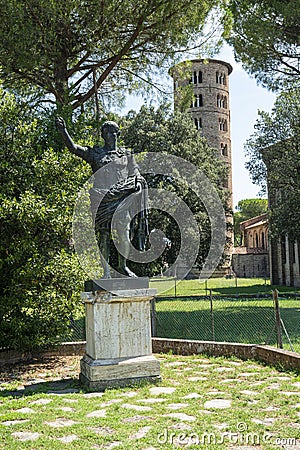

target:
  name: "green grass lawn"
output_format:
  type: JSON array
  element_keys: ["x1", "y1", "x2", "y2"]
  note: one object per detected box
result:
[
  {"x1": 0, "y1": 353, "x2": 300, "y2": 449},
  {"x1": 155, "y1": 296, "x2": 300, "y2": 353},
  {"x1": 150, "y1": 277, "x2": 299, "y2": 297},
  {"x1": 147, "y1": 278, "x2": 300, "y2": 353}
]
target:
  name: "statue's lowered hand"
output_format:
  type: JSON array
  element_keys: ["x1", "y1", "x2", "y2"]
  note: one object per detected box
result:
[
  {"x1": 135, "y1": 182, "x2": 142, "y2": 194},
  {"x1": 55, "y1": 116, "x2": 66, "y2": 131}
]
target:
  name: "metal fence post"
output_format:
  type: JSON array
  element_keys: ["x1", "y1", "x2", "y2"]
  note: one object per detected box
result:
[
  {"x1": 273, "y1": 289, "x2": 283, "y2": 349},
  {"x1": 151, "y1": 298, "x2": 157, "y2": 337},
  {"x1": 210, "y1": 289, "x2": 215, "y2": 341}
]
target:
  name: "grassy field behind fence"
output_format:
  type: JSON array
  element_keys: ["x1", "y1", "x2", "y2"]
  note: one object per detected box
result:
[
  {"x1": 150, "y1": 277, "x2": 298, "y2": 297},
  {"x1": 155, "y1": 297, "x2": 300, "y2": 353},
  {"x1": 67, "y1": 278, "x2": 300, "y2": 353}
]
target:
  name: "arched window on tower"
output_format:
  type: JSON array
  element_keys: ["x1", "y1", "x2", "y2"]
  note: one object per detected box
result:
[
  {"x1": 194, "y1": 117, "x2": 202, "y2": 130},
  {"x1": 219, "y1": 118, "x2": 227, "y2": 131},
  {"x1": 220, "y1": 95, "x2": 227, "y2": 108},
  {"x1": 193, "y1": 71, "x2": 197, "y2": 84},
  {"x1": 221, "y1": 143, "x2": 228, "y2": 156},
  {"x1": 193, "y1": 70, "x2": 202, "y2": 85},
  {"x1": 218, "y1": 95, "x2": 227, "y2": 108},
  {"x1": 194, "y1": 94, "x2": 203, "y2": 107},
  {"x1": 216, "y1": 72, "x2": 227, "y2": 85}
]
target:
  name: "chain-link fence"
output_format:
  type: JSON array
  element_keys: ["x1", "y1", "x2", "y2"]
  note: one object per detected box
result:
[
  {"x1": 64, "y1": 285, "x2": 300, "y2": 354},
  {"x1": 153, "y1": 292, "x2": 300, "y2": 353}
]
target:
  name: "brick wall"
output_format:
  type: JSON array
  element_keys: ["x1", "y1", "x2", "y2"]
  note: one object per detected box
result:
[
  {"x1": 1, "y1": 339, "x2": 299, "y2": 373},
  {"x1": 232, "y1": 252, "x2": 270, "y2": 278}
]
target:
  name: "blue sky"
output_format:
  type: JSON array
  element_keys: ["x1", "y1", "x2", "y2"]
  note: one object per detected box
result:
[{"x1": 116, "y1": 45, "x2": 276, "y2": 210}]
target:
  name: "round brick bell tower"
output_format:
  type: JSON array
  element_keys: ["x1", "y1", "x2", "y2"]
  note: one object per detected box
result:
[{"x1": 171, "y1": 59, "x2": 233, "y2": 272}]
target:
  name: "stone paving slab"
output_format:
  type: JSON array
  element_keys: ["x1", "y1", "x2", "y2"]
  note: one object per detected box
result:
[
  {"x1": 204, "y1": 399, "x2": 232, "y2": 409},
  {"x1": 88, "y1": 426, "x2": 115, "y2": 435},
  {"x1": 2, "y1": 419, "x2": 30, "y2": 426},
  {"x1": 137, "y1": 398, "x2": 166, "y2": 403},
  {"x1": 122, "y1": 403, "x2": 152, "y2": 411},
  {"x1": 149, "y1": 386, "x2": 176, "y2": 395},
  {"x1": 56, "y1": 434, "x2": 78, "y2": 443},
  {"x1": 11, "y1": 431, "x2": 40, "y2": 441},
  {"x1": 44, "y1": 418, "x2": 78, "y2": 428},
  {"x1": 129, "y1": 425, "x2": 151, "y2": 439},
  {"x1": 166, "y1": 412, "x2": 196, "y2": 421}
]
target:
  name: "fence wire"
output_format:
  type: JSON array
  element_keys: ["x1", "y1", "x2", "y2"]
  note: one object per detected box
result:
[
  {"x1": 154, "y1": 294, "x2": 300, "y2": 353},
  {"x1": 64, "y1": 289, "x2": 300, "y2": 354}
]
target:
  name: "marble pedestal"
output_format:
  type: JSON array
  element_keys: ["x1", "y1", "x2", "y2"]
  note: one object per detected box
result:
[{"x1": 80, "y1": 286, "x2": 160, "y2": 391}]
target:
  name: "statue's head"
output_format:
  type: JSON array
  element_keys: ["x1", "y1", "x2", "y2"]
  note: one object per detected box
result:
[{"x1": 101, "y1": 121, "x2": 120, "y2": 139}]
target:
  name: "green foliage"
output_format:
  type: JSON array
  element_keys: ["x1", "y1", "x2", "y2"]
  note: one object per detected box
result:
[
  {"x1": 234, "y1": 198, "x2": 268, "y2": 246},
  {"x1": 226, "y1": 0, "x2": 300, "y2": 91},
  {"x1": 0, "y1": 0, "x2": 221, "y2": 110},
  {"x1": 245, "y1": 89, "x2": 300, "y2": 240},
  {"x1": 0, "y1": 88, "x2": 90, "y2": 351},
  {"x1": 120, "y1": 105, "x2": 228, "y2": 274}
]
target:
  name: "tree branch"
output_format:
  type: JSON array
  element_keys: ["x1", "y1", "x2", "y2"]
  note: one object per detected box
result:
[
  {"x1": 71, "y1": 16, "x2": 147, "y2": 109},
  {"x1": 121, "y1": 67, "x2": 173, "y2": 94}
]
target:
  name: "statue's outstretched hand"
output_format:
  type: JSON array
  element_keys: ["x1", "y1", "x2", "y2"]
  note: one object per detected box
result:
[{"x1": 55, "y1": 116, "x2": 66, "y2": 131}]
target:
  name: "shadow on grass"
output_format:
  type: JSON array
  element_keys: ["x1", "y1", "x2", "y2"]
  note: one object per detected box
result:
[
  {"x1": 211, "y1": 284, "x2": 270, "y2": 295},
  {"x1": 158, "y1": 280, "x2": 300, "y2": 297},
  {"x1": 155, "y1": 304, "x2": 300, "y2": 352},
  {"x1": 211, "y1": 284, "x2": 299, "y2": 296},
  {"x1": 0, "y1": 377, "x2": 82, "y2": 398},
  {"x1": 0, "y1": 355, "x2": 84, "y2": 398}
]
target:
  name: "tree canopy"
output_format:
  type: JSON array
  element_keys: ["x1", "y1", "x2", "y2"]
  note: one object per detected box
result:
[
  {"x1": 245, "y1": 89, "x2": 300, "y2": 240},
  {"x1": 226, "y1": 0, "x2": 300, "y2": 91},
  {"x1": 0, "y1": 0, "x2": 221, "y2": 111}
]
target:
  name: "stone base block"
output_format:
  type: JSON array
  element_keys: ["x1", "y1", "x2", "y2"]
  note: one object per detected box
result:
[
  {"x1": 80, "y1": 354, "x2": 161, "y2": 391},
  {"x1": 84, "y1": 277, "x2": 149, "y2": 293}
]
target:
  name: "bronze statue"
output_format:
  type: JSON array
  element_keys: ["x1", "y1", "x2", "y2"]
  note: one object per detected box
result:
[{"x1": 55, "y1": 117, "x2": 148, "y2": 278}]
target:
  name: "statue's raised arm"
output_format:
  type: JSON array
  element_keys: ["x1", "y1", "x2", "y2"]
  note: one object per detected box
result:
[{"x1": 55, "y1": 116, "x2": 89, "y2": 160}]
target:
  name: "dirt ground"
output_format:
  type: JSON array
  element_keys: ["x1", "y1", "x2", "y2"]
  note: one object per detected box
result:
[{"x1": 0, "y1": 355, "x2": 82, "y2": 385}]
